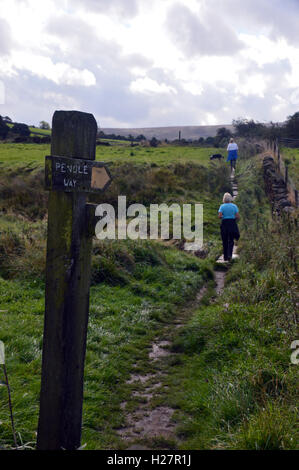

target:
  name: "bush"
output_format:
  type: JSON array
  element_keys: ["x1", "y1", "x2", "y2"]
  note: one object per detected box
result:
[
  {"x1": 91, "y1": 255, "x2": 129, "y2": 286},
  {"x1": 0, "y1": 116, "x2": 9, "y2": 140},
  {"x1": 11, "y1": 122, "x2": 30, "y2": 137}
]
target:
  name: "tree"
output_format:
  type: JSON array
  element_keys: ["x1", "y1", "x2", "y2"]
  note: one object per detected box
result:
[
  {"x1": 285, "y1": 112, "x2": 299, "y2": 138},
  {"x1": 11, "y1": 122, "x2": 30, "y2": 137},
  {"x1": 205, "y1": 136, "x2": 215, "y2": 146},
  {"x1": 263, "y1": 122, "x2": 284, "y2": 141},
  {"x1": 3, "y1": 116, "x2": 12, "y2": 123},
  {"x1": 232, "y1": 118, "x2": 266, "y2": 138},
  {"x1": 0, "y1": 116, "x2": 9, "y2": 140},
  {"x1": 150, "y1": 137, "x2": 159, "y2": 147},
  {"x1": 39, "y1": 121, "x2": 51, "y2": 130},
  {"x1": 214, "y1": 127, "x2": 233, "y2": 147},
  {"x1": 216, "y1": 127, "x2": 233, "y2": 139}
]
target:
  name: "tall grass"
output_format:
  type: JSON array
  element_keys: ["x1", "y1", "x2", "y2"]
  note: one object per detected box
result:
[
  {"x1": 167, "y1": 156, "x2": 299, "y2": 450},
  {"x1": 0, "y1": 150, "x2": 229, "y2": 448}
]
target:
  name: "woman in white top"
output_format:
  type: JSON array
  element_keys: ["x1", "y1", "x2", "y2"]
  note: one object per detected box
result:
[{"x1": 227, "y1": 138, "x2": 238, "y2": 171}]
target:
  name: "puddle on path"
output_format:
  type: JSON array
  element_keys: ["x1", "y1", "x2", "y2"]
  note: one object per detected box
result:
[
  {"x1": 117, "y1": 407, "x2": 176, "y2": 441},
  {"x1": 214, "y1": 270, "x2": 226, "y2": 295},
  {"x1": 149, "y1": 341, "x2": 171, "y2": 360},
  {"x1": 118, "y1": 268, "x2": 227, "y2": 447}
]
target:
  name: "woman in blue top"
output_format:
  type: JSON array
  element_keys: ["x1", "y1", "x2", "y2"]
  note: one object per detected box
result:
[
  {"x1": 227, "y1": 138, "x2": 238, "y2": 171},
  {"x1": 218, "y1": 192, "x2": 240, "y2": 261}
]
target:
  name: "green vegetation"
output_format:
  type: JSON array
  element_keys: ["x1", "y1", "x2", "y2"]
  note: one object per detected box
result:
[
  {"x1": 166, "y1": 158, "x2": 299, "y2": 450},
  {"x1": 0, "y1": 142, "x2": 229, "y2": 449},
  {"x1": 232, "y1": 111, "x2": 299, "y2": 141},
  {"x1": 97, "y1": 145, "x2": 223, "y2": 166},
  {"x1": 281, "y1": 147, "x2": 299, "y2": 187},
  {"x1": 0, "y1": 139, "x2": 297, "y2": 450},
  {"x1": 0, "y1": 141, "x2": 225, "y2": 170},
  {"x1": 0, "y1": 241, "x2": 213, "y2": 449},
  {"x1": 29, "y1": 127, "x2": 51, "y2": 137},
  {"x1": 0, "y1": 143, "x2": 50, "y2": 169}
]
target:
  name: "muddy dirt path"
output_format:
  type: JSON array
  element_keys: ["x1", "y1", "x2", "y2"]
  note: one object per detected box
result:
[
  {"x1": 116, "y1": 170, "x2": 238, "y2": 449},
  {"x1": 117, "y1": 274, "x2": 225, "y2": 450}
]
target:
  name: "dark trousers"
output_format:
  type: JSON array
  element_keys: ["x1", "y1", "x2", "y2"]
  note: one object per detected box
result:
[
  {"x1": 221, "y1": 219, "x2": 239, "y2": 261},
  {"x1": 230, "y1": 159, "x2": 236, "y2": 170}
]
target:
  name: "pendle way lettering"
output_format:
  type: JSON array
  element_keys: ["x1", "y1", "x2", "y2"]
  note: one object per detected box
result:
[
  {"x1": 45, "y1": 155, "x2": 112, "y2": 193},
  {"x1": 55, "y1": 161, "x2": 89, "y2": 175},
  {"x1": 54, "y1": 161, "x2": 89, "y2": 188}
]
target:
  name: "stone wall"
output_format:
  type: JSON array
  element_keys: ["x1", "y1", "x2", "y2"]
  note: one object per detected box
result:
[{"x1": 263, "y1": 155, "x2": 294, "y2": 215}]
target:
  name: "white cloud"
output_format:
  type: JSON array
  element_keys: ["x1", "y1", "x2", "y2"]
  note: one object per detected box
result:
[
  {"x1": 0, "y1": 17, "x2": 12, "y2": 56},
  {"x1": 0, "y1": 80, "x2": 5, "y2": 105},
  {"x1": 236, "y1": 74, "x2": 267, "y2": 98},
  {"x1": 202, "y1": 113, "x2": 218, "y2": 125},
  {"x1": 0, "y1": 0, "x2": 299, "y2": 126},
  {"x1": 10, "y1": 52, "x2": 96, "y2": 86},
  {"x1": 130, "y1": 77, "x2": 177, "y2": 95},
  {"x1": 69, "y1": 0, "x2": 139, "y2": 18},
  {"x1": 166, "y1": 3, "x2": 244, "y2": 57},
  {"x1": 42, "y1": 91, "x2": 78, "y2": 109}
]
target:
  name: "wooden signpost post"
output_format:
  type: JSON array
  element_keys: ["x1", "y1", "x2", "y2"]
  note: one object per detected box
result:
[{"x1": 37, "y1": 110, "x2": 111, "y2": 450}]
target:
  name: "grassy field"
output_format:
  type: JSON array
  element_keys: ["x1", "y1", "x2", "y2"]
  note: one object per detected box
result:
[
  {"x1": 281, "y1": 147, "x2": 299, "y2": 187},
  {"x1": 29, "y1": 127, "x2": 51, "y2": 136},
  {"x1": 0, "y1": 242, "x2": 214, "y2": 449},
  {"x1": 0, "y1": 142, "x2": 297, "y2": 450},
  {"x1": 0, "y1": 142, "x2": 225, "y2": 170},
  {"x1": 0, "y1": 142, "x2": 229, "y2": 449}
]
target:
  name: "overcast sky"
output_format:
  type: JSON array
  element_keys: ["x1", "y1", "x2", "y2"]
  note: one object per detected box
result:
[{"x1": 1, "y1": 0, "x2": 299, "y2": 128}]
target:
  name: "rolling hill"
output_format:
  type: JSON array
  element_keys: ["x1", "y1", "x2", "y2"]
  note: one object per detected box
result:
[{"x1": 101, "y1": 124, "x2": 235, "y2": 140}]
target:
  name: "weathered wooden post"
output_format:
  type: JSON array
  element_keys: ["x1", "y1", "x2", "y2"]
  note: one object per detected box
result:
[
  {"x1": 277, "y1": 148, "x2": 281, "y2": 172},
  {"x1": 37, "y1": 110, "x2": 111, "y2": 450},
  {"x1": 285, "y1": 164, "x2": 289, "y2": 186}
]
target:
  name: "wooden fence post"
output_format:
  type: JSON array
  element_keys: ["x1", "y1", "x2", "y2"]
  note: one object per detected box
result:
[
  {"x1": 278, "y1": 148, "x2": 281, "y2": 172},
  {"x1": 37, "y1": 111, "x2": 97, "y2": 450},
  {"x1": 285, "y1": 165, "x2": 289, "y2": 186}
]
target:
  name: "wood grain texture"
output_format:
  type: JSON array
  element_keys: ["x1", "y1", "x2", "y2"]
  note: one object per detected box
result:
[{"x1": 37, "y1": 110, "x2": 97, "y2": 450}]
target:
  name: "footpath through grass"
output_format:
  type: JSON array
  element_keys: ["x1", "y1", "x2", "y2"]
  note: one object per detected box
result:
[
  {"x1": 165, "y1": 157, "x2": 299, "y2": 450},
  {"x1": 0, "y1": 143, "x2": 230, "y2": 449},
  {"x1": 0, "y1": 241, "x2": 213, "y2": 449}
]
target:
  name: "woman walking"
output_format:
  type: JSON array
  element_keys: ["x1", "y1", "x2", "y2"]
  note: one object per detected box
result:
[
  {"x1": 218, "y1": 192, "x2": 240, "y2": 262},
  {"x1": 227, "y1": 138, "x2": 238, "y2": 172}
]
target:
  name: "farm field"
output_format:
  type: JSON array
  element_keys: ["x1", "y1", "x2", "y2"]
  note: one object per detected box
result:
[
  {"x1": 29, "y1": 127, "x2": 51, "y2": 136},
  {"x1": 281, "y1": 147, "x2": 299, "y2": 187},
  {"x1": 0, "y1": 142, "x2": 225, "y2": 170}
]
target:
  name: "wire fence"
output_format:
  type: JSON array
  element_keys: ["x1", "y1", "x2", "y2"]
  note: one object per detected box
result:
[{"x1": 267, "y1": 138, "x2": 299, "y2": 208}]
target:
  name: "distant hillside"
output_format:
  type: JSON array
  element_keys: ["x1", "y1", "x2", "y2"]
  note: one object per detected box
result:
[{"x1": 101, "y1": 124, "x2": 235, "y2": 140}]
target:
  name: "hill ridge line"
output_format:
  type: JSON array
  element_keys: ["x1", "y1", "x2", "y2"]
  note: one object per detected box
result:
[{"x1": 101, "y1": 124, "x2": 235, "y2": 140}]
